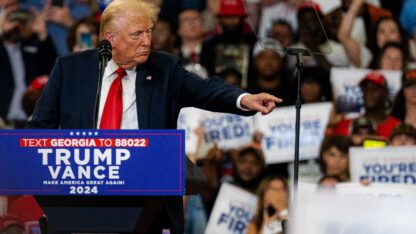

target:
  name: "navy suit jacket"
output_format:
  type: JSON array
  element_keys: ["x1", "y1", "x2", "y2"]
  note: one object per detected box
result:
[
  {"x1": 27, "y1": 49, "x2": 253, "y2": 129},
  {"x1": 26, "y1": 49, "x2": 254, "y2": 233}
]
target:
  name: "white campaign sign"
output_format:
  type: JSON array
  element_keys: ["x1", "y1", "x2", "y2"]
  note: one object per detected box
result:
[
  {"x1": 350, "y1": 146, "x2": 416, "y2": 185},
  {"x1": 291, "y1": 191, "x2": 416, "y2": 234},
  {"x1": 177, "y1": 108, "x2": 262, "y2": 158},
  {"x1": 336, "y1": 182, "x2": 416, "y2": 199},
  {"x1": 200, "y1": 112, "x2": 255, "y2": 150},
  {"x1": 330, "y1": 68, "x2": 401, "y2": 116},
  {"x1": 177, "y1": 107, "x2": 211, "y2": 155},
  {"x1": 205, "y1": 183, "x2": 257, "y2": 234},
  {"x1": 255, "y1": 102, "x2": 332, "y2": 164}
]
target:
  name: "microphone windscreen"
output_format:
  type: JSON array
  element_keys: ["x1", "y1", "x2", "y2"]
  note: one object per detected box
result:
[{"x1": 98, "y1": 40, "x2": 112, "y2": 61}]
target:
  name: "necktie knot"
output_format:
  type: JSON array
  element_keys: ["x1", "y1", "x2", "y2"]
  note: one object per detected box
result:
[{"x1": 116, "y1": 67, "x2": 127, "y2": 77}]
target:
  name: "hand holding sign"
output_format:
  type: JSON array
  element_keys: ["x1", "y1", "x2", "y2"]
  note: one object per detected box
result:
[
  {"x1": 206, "y1": 144, "x2": 222, "y2": 162},
  {"x1": 241, "y1": 93, "x2": 283, "y2": 115},
  {"x1": 205, "y1": 183, "x2": 257, "y2": 234}
]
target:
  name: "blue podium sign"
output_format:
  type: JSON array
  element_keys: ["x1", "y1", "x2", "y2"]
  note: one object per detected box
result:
[{"x1": 0, "y1": 130, "x2": 185, "y2": 196}]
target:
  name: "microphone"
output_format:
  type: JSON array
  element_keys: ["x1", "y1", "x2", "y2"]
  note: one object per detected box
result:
[
  {"x1": 93, "y1": 40, "x2": 112, "y2": 129},
  {"x1": 282, "y1": 219, "x2": 288, "y2": 234},
  {"x1": 98, "y1": 39, "x2": 112, "y2": 63}
]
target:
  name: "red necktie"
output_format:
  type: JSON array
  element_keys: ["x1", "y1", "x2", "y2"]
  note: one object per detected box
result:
[
  {"x1": 190, "y1": 50, "x2": 198, "y2": 64},
  {"x1": 99, "y1": 67, "x2": 126, "y2": 129}
]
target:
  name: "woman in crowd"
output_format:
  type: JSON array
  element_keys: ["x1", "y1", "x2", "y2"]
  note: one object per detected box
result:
[
  {"x1": 337, "y1": 0, "x2": 410, "y2": 68},
  {"x1": 389, "y1": 123, "x2": 416, "y2": 146},
  {"x1": 247, "y1": 176, "x2": 289, "y2": 234},
  {"x1": 392, "y1": 69, "x2": 416, "y2": 128},
  {"x1": 337, "y1": 0, "x2": 372, "y2": 67},
  {"x1": 372, "y1": 42, "x2": 408, "y2": 70},
  {"x1": 300, "y1": 67, "x2": 332, "y2": 104},
  {"x1": 367, "y1": 17, "x2": 409, "y2": 64},
  {"x1": 319, "y1": 136, "x2": 352, "y2": 182},
  {"x1": 66, "y1": 16, "x2": 99, "y2": 52}
]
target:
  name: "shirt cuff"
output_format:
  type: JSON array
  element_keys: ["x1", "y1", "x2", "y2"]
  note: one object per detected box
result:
[{"x1": 236, "y1": 93, "x2": 251, "y2": 111}]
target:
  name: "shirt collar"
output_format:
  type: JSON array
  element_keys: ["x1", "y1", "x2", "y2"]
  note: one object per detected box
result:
[
  {"x1": 181, "y1": 45, "x2": 202, "y2": 57},
  {"x1": 104, "y1": 60, "x2": 136, "y2": 80}
]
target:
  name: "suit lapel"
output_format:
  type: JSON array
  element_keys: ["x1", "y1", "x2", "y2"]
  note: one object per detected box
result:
[
  {"x1": 0, "y1": 44, "x2": 14, "y2": 119},
  {"x1": 135, "y1": 60, "x2": 155, "y2": 129}
]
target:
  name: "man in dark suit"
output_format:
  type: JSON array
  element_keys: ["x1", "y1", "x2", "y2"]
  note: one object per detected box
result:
[
  {"x1": 0, "y1": 0, "x2": 57, "y2": 127},
  {"x1": 26, "y1": 0, "x2": 281, "y2": 233}
]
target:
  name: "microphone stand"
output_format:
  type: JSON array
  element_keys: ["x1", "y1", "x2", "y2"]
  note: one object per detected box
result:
[
  {"x1": 285, "y1": 48, "x2": 311, "y2": 195},
  {"x1": 93, "y1": 58, "x2": 109, "y2": 130}
]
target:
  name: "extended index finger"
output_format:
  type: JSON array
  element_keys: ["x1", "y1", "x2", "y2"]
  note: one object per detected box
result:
[{"x1": 262, "y1": 93, "x2": 283, "y2": 103}]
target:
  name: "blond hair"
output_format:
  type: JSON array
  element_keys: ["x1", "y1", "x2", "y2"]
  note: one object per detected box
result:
[
  {"x1": 252, "y1": 176, "x2": 289, "y2": 231},
  {"x1": 99, "y1": 0, "x2": 160, "y2": 39}
]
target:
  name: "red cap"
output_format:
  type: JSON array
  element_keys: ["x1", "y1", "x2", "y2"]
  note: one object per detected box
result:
[
  {"x1": 359, "y1": 71, "x2": 388, "y2": 89},
  {"x1": 217, "y1": 0, "x2": 247, "y2": 17},
  {"x1": 30, "y1": 75, "x2": 49, "y2": 91}
]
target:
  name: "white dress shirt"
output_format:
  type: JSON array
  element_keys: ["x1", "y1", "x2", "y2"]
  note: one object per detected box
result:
[
  {"x1": 97, "y1": 60, "x2": 138, "y2": 129},
  {"x1": 5, "y1": 43, "x2": 28, "y2": 121},
  {"x1": 97, "y1": 60, "x2": 249, "y2": 129}
]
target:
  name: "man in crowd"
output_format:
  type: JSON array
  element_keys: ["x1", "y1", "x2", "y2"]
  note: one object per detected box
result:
[
  {"x1": 26, "y1": 0, "x2": 282, "y2": 233},
  {"x1": 0, "y1": 0, "x2": 57, "y2": 128},
  {"x1": 333, "y1": 71, "x2": 401, "y2": 139},
  {"x1": 200, "y1": 0, "x2": 256, "y2": 88},
  {"x1": 177, "y1": 8, "x2": 204, "y2": 65},
  {"x1": 248, "y1": 38, "x2": 295, "y2": 106}
]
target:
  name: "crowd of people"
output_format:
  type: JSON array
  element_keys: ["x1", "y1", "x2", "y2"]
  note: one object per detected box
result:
[{"x1": 1, "y1": 0, "x2": 416, "y2": 233}]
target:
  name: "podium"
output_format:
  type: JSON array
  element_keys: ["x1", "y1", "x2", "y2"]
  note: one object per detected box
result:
[
  {"x1": 35, "y1": 196, "x2": 165, "y2": 233},
  {"x1": 0, "y1": 130, "x2": 204, "y2": 233}
]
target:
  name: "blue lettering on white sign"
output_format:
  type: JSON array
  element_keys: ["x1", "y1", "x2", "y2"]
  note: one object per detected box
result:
[
  {"x1": 265, "y1": 119, "x2": 322, "y2": 150},
  {"x1": 336, "y1": 84, "x2": 364, "y2": 113},
  {"x1": 216, "y1": 203, "x2": 252, "y2": 233},
  {"x1": 203, "y1": 118, "x2": 250, "y2": 143},
  {"x1": 360, "y1": 162, "x2": 416, "y2": 184}
]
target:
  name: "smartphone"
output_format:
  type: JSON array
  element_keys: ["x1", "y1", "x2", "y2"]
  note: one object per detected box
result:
[
  {"x1": 80, "y1": 32, "x2": 93, "y2": 49},
  {"x1": 52, "y1": 0, "x2": 64, "y2": 7},
  {"x1": 7, "y1": 9, "x2": 34, "y2": 24}
]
